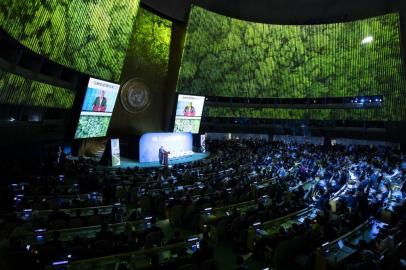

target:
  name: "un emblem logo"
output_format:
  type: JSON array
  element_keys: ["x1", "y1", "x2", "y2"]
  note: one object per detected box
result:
[{"x1": 120, "y1": 78, "x2": 151, "y2": 114}]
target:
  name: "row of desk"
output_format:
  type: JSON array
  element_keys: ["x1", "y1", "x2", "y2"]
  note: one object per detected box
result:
[
  {"x1": 247, "y1": 207, "x2": 320, "y2": 251},
  {"x1": 55, "y1": 240, "x2": 198, "y2": 270},
  {"x1": 315, "y1": 218, "x2": 387, "y2": 270},
  {"x1": 245, "y1": 206, "x2": 387, "y2": 269},
  {"x1": 200, "y1": 176, "x2": 318, "y2": 224},
  {"x1": 16, "y1": 203, "x2": 126, "y2": 220},
  {"x1": 27, "y1": 219, "x2": 148, "y2": 244},
  {"x1": 244, "y1": 176, "x2": 383, "y2": 262}
]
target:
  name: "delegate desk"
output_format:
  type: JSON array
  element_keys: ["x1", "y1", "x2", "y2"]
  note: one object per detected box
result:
[
  {"x1": 289, "y1": 179, "x2": 317, "y2": 192},
  {"x1": 201, "y1": 178, "x2": 317, "y2": 232},
  {"x1": 329, "y1": 183, "x2": 352, "y2": 212},
  {"x1": 315, "y1": 218, "x2": 387, "y2": 270},
  {"x1": 50, "y1": 238, "x2": 200, "y2": 270},
  {"x1": 200, "y1": 199, "x2": 262, "y2": 228},
  {"x1": 381, "y1": 178, "x2": 404, "y2": 222},
  {"x1": 381, "y1": 191, "x2": 403, "y2": 222},
  {"x1": 24, "y1": 192, "x2": 102, "y2": 202},
  {"x1": 17, "y1": 203, "x2": 126, "y2": 220},
  {"x1": 17, "y1": 192, "x2": 104, "y2": 212},
  {"x1": 254, "y1": 176, "x2": 315, "y2": 197},
  {"x1": 27, "y1": 220, "x2": 147, "y2": 244},
  {"x1": 251, "y1": 177, "x2": 279, "y2": 198},
  {"x1": 247, "y1": 207, "x2": 320, "y2": 251}
]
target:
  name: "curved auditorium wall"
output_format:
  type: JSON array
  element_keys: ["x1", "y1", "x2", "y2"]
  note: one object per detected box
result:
[
  {"x1": 204, "y1": 107, "x2": 393, "y2": 122},
  {"x1": 0, "y1": 70, "x2": 75, "y2": 109},
  {"x1": 177, "y1": 6, "x2": 406, "y2": 121},
  {"x1": 0, "y1": 0, "x2": 140, "y2": 82}
]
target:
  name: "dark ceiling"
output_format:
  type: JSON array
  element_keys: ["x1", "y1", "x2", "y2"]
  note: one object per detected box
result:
[{"x1": 141, "y1": 0, "x2": 406, "y2": 24}]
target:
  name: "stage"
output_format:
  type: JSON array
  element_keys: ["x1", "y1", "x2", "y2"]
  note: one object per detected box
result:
[{"x1": 118, "y1": 152, "x2": 209, "y2": 168}]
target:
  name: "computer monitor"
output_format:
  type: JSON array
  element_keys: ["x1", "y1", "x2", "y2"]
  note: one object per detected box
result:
[
  {"x1": 187, "y1": 237, "x2": 200, "y2": 253},
  {"x1": 52, "y1": 260, "x2": 69, "y2": 270},
  {"x1": 144, "y1": 216, "x2": 153, "y2": 228}
]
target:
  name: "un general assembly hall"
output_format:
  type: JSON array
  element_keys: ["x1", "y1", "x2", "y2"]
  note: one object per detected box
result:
[{"x1": 0, "y1": 0, "x2": 406, "y2": 270}]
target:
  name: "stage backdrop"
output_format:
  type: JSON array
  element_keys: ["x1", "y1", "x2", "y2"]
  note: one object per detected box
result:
[{"x1": 139, "y1": 132, "x2": 192, "y2": 162}]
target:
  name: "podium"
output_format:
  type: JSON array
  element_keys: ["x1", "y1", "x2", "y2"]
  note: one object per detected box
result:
[{"x1": 163, "y1": 151, "x2": 170, "y2": 166}]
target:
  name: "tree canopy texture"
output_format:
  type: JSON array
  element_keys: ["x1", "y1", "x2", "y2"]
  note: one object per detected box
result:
[
  {"x1": 177, "y1": 6, "x2": 406, "y2": 121},
  {"x1": 0, "y1": 70, "x2": 75, "y2": 109},
  {"x1": 0, "y1": 0, "x2": 140, "y2": 82},
  {"x1": 127, "y1": 8, "x2": 172, "y2": 81}
]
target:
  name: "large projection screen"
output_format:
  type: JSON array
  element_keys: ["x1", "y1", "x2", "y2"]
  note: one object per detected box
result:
[
  {"x1": 0, "y1": 1, "x2": 141, "y2": 82},
  {"x1": 74, "y1": 78, "x2": 120, "y2": 139},
  {"x1": 173, "y1": 94, "x2": 205, "y2": 133},
  {"x1": 176, "y1": 6, "x2": 406, "y2": 121}
]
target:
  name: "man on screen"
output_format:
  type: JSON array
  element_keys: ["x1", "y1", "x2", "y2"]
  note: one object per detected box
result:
[
  {"x1": 93, "y1": 90, "x2": 107, "y2": 112},
  {"x1": 183, "y1": 102, "x2": 196, "y2": 117}
]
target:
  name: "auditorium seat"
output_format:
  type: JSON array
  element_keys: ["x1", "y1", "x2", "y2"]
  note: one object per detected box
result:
[
  {"x1": 69, "y1": 217, "x2": 84, "y2": 228},
  {"x1": 200, "y1": 259, "x2": 217, "y2": 270},
  {"x1": 49, "y1": 218, "x2": 67, "y2": 229},
  {"x1": 37, "y1": 245, "x2": 61, "y2": 264},
  {"x1": 145, "y1": 231, "x2": 164, "y2": 248},
  {"x1": 211, "y1": 218, "x2": 229, "y2": 242},
  {"x1": 87, "y1": 215, "x2": 103, "y2": 226},
  {"x1": 93, "y1": 239, "x2": 112, "y2": 251},
  {"x1": 184, "y1": 205, "x2": 199, "y2": 229},
  {"x1": 170, "y1": 205, "x2": 184, "y2": 226},
  {"x1": 1, "y1": 219, "x2": 20, "y2": 235},
  {"x1": 139, "y1": 196, "x2": 152, "y2": 214}
]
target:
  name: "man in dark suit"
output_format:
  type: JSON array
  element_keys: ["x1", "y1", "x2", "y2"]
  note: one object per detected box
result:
[
  {"x1": 158, "y1": 146, "x2": 165, "y2": 165},
  {"x1": 92, "y1": 90, "x2": 107, "y2": 112}
]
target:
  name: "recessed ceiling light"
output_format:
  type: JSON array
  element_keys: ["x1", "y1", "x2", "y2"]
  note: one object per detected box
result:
[{"x1": 361, "y1": 36, "x2": 373, "y2": 44}]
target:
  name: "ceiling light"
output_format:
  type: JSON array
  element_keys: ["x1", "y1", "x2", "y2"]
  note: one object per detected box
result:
[{"x1": 361, "y1": 36, "x2": 373, "y2": 44}]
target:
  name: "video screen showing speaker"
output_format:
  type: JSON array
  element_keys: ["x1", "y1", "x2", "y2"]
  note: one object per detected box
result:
[
  {"x1": 173, "y1": 94, "x2": 205, "y2": 133},
  {"x1": 74, "y1": 78, "x2": 120, "y2": 139}
]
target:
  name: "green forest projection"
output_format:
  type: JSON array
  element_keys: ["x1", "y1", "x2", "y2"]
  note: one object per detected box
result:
[
  {"x1": 0, "y1": 0, "x2": 140, "y2": 82},
  {"x1": 204, "y1": 107, "x2": 386, "y2": 121},
  {"x1": 0, "y1": 70, "x2": 75, "y2": 109},
  {"x1": 74, "y1": 115, "x2": 110, "y2": 139},
  {"x1": 178, "y1": 6, "x2": 406, "y2": 121},
  {"x1": 127, "y1": 8, "x2": 172, "y2": 80}
]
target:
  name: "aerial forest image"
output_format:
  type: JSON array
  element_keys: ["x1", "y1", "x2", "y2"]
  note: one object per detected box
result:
[
  {"x1": 0, "y1": 70, "x2": 75, "y2": 109},
  {"x1": 74, "y1": 115, "x2": 111, "y2": 139},
  {"x1": 0, "y1": 0, "x2": 140, "y2": 82},
  {"x1": 177, "y1": 7, "x2": 406, "y2": 121},
  {"x1": 127, "y1": 8, "x2": 172, "y2": 82}
]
